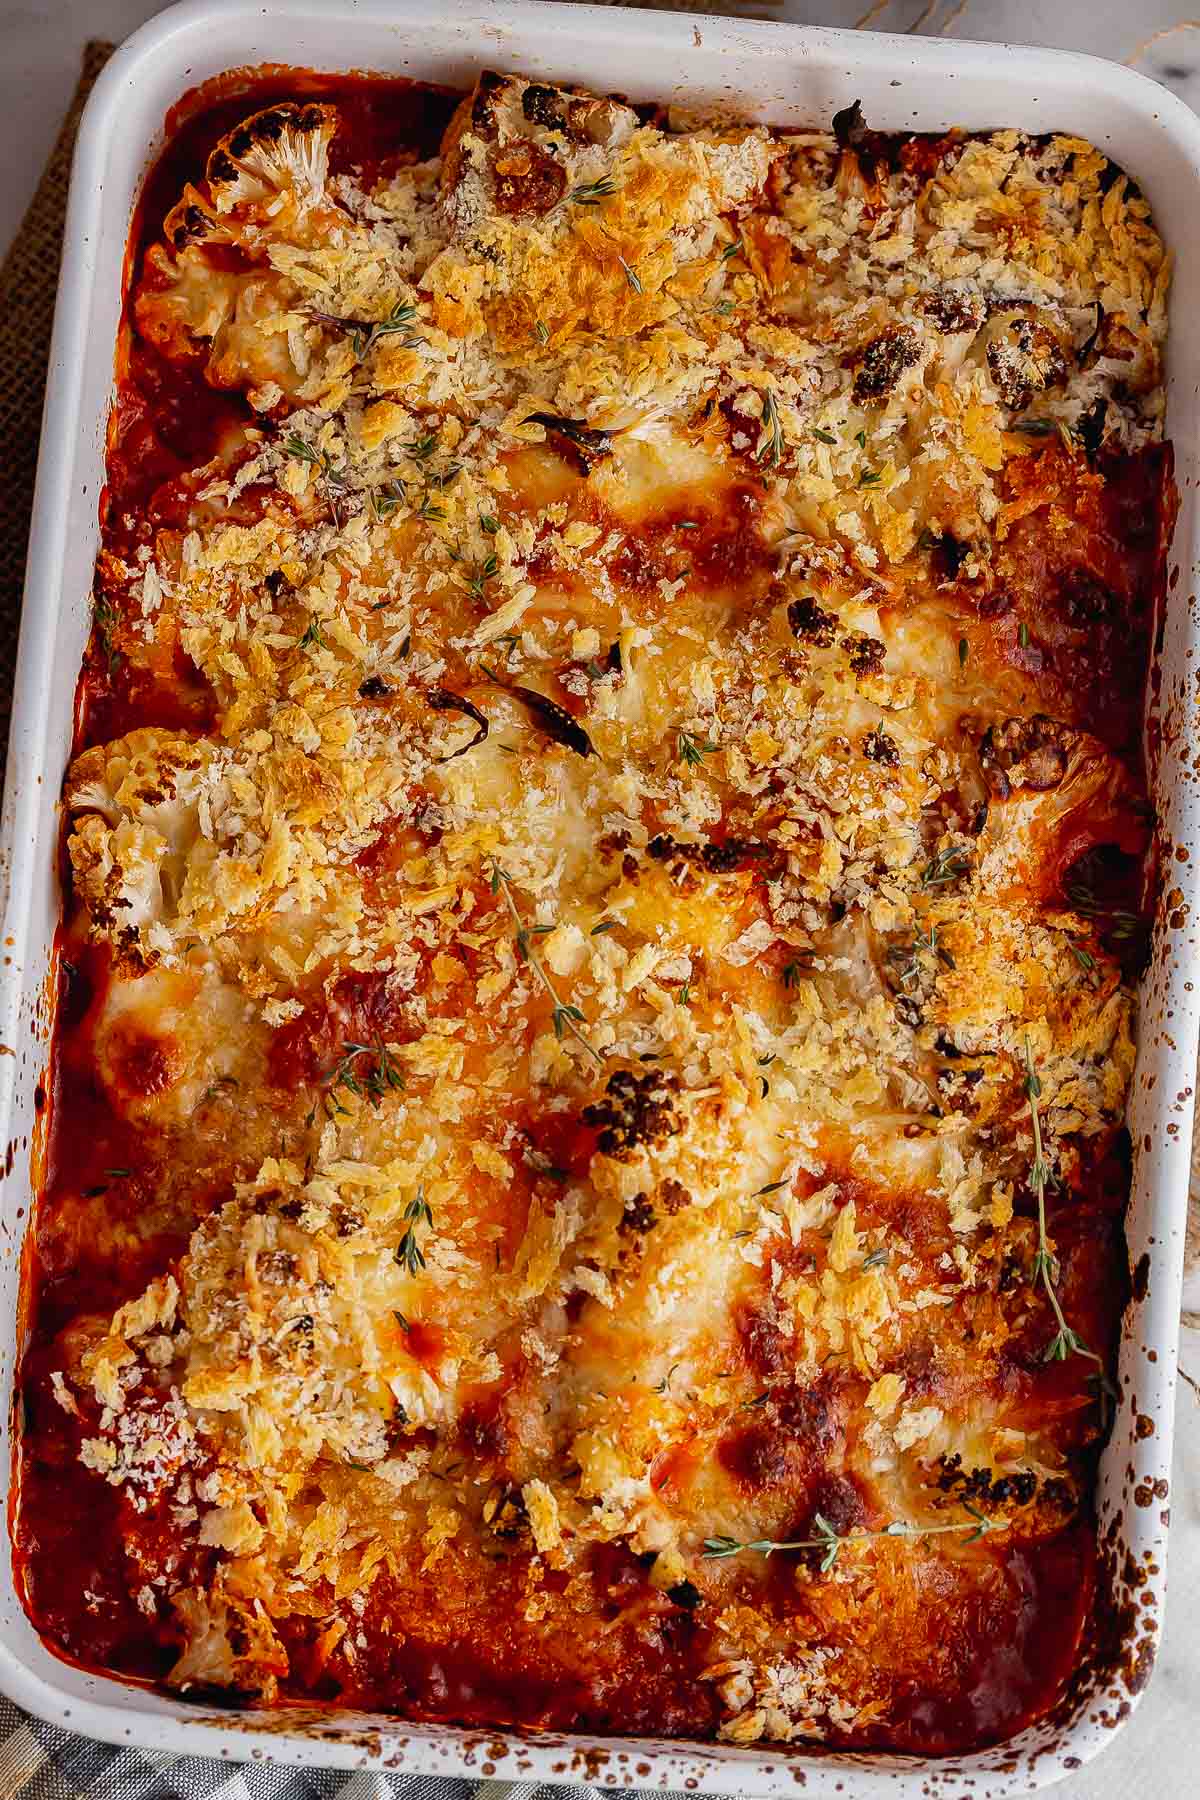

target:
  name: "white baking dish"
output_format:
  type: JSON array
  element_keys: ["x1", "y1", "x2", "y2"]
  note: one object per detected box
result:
[{"x1": 1, "y1": 0, "x2": 1198, "y2": 1789}]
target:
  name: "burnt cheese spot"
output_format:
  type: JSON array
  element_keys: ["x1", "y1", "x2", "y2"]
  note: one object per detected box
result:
[
  {"x1": 582, "y1": 1068, "x2": 681, "y2": 1156},
  {"x1": 787, "y1": 595, "x2": 837, "y2": 646},
  {"x1": 852, "y1": 327, "x2": 922, "y2": 404}
]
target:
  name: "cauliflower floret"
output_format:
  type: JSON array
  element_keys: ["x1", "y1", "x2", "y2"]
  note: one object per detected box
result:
[
  {"x1": 64, "y1": 726, "x2": 304, "y2": 962},
  {"x1": 66, "y1": 729, "x2": 212, "y2": 961},
  {"x1": 164, "y1": 102, "x2": 337, "y2": 251},
  {"x1": 139, "y1": 103, "x2": 343, "y2": 397}
]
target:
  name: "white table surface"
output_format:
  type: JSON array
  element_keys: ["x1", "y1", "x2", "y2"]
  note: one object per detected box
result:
[{"x1": 1, "y1": 1, "x2": 1197, "y2": 1793}]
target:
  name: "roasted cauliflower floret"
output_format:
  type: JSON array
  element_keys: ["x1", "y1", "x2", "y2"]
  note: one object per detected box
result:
[
  {"x1": 164, "y1": 101, "x2": 337, "y2": 251},
  {"x1": 67, "y1": 729, "x2": 211, "y2": 961},
  {"x1": 137, "y1": 103, "x2": 346, "y2": 400},
  {"x1": 65, "y1": 727, "x2": 300, "y2": 961}
]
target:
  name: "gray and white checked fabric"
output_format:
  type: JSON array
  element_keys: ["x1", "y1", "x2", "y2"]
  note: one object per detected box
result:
[{"x1": 0, "y1": 1697, "x2": 693, "y2": 1800}]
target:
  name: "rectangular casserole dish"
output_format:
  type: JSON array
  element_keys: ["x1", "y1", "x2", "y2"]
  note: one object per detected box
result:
[{"x1": 1, "y1": 1, "x2": 1199, "y2": 1790}]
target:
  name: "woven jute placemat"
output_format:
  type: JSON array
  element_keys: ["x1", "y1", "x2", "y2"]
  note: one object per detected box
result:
[
  {"x1": 1, "y1": 35, "x2": 1197, "y2": 1303},
  {"x1": 0, "y1": 38, "x2": 114, "y2": 756}
]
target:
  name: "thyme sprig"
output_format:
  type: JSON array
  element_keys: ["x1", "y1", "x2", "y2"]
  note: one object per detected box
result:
[
  {"x1": 1065, "y1": 879, "x2": 1143, "y2": 942},
  {"x1": 93, "y1": 595, "x2": 123, "y2": 673},
  {"x1": 464, "y1": 551, "x2": 499, "y2": 605},
  {"x1": 395, "y1": 1189, "x2": 433, "y2": 1276},
  {"x1": 284, "y1": 435, "x2": 351, "y2": 528},
  {"x1": 1024, "y1": 1038, "x2": 1103, "y2": 1368},
  {"x1": 489, "y1": 863, "x2": 604, "y2": 1068},
  {"x1": 309, "y1": 300, "x2": 421, "y2": 362},
  {"x1": 371, "y1": 479, "x2": 407, "y2": 522},
  {"x1": 567, "y1": 176, "x2": 620, "y2": 206},
  {"x1": 676, "y1": 730, "x2": 718, "y2": 767},
  {"x1": 888, "y1": 923, "x2": 954, "y2": 992},
  {"x1": 704, "y1": 1504, "x2": 1005, "y2": 1570},
  {"x1": 314, "y1": 1037, "x2": 405, "y2": 1120},
  {"x1": 756, "y1": 389, "x2": 785, "y2": 468},
  {"x1": 919, "y1": 844, "x2": 971, "y2": 890}
]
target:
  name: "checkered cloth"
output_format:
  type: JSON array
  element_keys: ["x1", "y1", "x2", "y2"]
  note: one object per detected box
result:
[{"x1": 0, "y1": 1694, "x2": 685, "y2": 1800}]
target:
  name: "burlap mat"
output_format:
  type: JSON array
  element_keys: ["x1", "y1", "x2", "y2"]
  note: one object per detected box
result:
[
  {"x1": 1, "y1": 36, "x2": 1197, "y2": 1303},
  {"x1": 0, "y1": 39, "x2": 114, "y2": 755}
]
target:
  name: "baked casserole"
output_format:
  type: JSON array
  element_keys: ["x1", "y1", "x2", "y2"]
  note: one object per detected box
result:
[{"x1": 14, "y1": 69, "x2": 1175, "y2": 1751}]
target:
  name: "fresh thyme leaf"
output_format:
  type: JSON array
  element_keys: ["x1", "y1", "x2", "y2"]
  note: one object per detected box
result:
[
  {"x1": 533, "y1": 319, "x2": 550, "y2": 345},
  {"x1": 754, "y1": 1179, "x2": 788, "y2": 1197},
  {"x1": 395, "y1": 1187, "x2": 433, "y2": 1276},
  {"x1": 568, "y1": 176, "x2": 619, "y2": 205},
  {"x1": 888, "y1": 923, "x2": 952, "y2": 991},
  {"x1": 553, "y1": 1002, "x2": 586, "y2": 1040},
  {"x1": 958, "y1": 637, "x2": 969, "y2": 668},
  {"x1": 320, "y1": 1037, "x2": 405, "y2": 1117},
  {"x1": 464, "y1": 551, "x2": 500, "y2": 605},
  {"x1": 757, "y1": 388, "x2": 785, "y2": 468},
  {"x1": 427, "y1": 463, "x2": 463, "y2": 492},
  {"x1": 919, "y1": 844, "x2": 970, "y2": 890},
  {"x1": 676, "y1": 730, "x2": 718, "y2": 767},
  {"x1": 711, "y1": 298, "x2": 735, "y2": 317},
  {"x1": 1068, "y1": 940, "x2": 1096, "y2": 971},
  {"x1": 858, "y1": 468, "x2": 882, "y2": 488},
  {"x1": 416, "y1": 494, "x2": 446, "y2": 523},
  {"x1": 284, "y1": 435, "x2": 323, "y2": 466},
  {"x1": 407, "y1": 433, "x2": 436, "y2": 462},
  {"x1": 619, "y1": 256, "x2": 642, "y2": 293},
  {"x1": 310, "y1": 299, "x2": 421, "y2": 361},
  {"x1": 862, "y1": 1247, "x2": 890, "y2": 1270},
  {"x1": 590, "y1": 919, "x2": 620, "y2": 935},
  {"x1": 1065, "y1": 880, "x2": 1143, "y2": 941},
  {"x1": 811, "y1": 427, "x2": 837, "y2": 445},
  {"x1": 284, "y1": 435, "x2": 351, "y2": 526},
  {"x1": 854, "y1": 428, "x2": 867, "y2": 449},
  {"x1": 93, "y1": 595, "x2": 123, "y2": 673},
  {"x1": 721, "y1": 238, "x2": 743, "y2": 263},
  {"x1": 1019, "y1": 621, "x2": 1030, "y2": 648},
  {"x1": 371, "y1": 479, "x2": 406, "y2": 521},
  {"x1": 480, "y1": 513, "x2": 499, "y2": 534},
  {"x1": 297, "y1": 615, "x2": 326, "y2": 652}
]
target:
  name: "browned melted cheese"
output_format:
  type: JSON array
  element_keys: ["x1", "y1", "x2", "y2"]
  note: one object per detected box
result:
[{"x1": 14, "y1": 71, "x2": 1176, "y2": 1752}]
